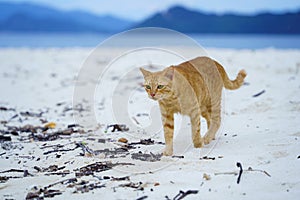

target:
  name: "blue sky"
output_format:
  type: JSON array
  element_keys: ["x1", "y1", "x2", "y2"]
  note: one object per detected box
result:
[{"x1": 2, "y1": 0, "x2": 300, "y2": 20}]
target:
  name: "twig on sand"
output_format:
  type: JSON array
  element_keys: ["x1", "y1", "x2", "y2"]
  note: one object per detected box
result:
[
  {"x1": 8, "y1": 114, "x2": 18, "y2": 122},
  {"x1": 214, "y1": 167, "x2": 271, "y2": 177},
  {"x1": 26, "y1": 188, "x2": 62, "y2": 199},
  {"x1": 132, "y1": 116, "x2": 140, "y2": 125},
  {"x1": 43, "y1": 143, "x2": 80, "y2": 155},
  {"x1": 172, "y1": 155, "x2": 184, "y2": 159},
  {"x1": 166, "y1": 190, "x2": 199, "y2": 200},
  {"x1": 42, "y1": 142, "x2": 95, "y2": 155},
  {"x1": 119, "y1": 181, "x2": 144, "y2": 191},
  {"x1": 0, "y1": 135, "x2": 12, "y2": 142},
  {"x1": 136, "y1": 196, "x2": 148, "y2": 200},
  {"x1": 44, "y1": 171, "x2": 70, "y2": 176},
  {"x1": 246, "y1": 167, "x2": 271, "y2": 177},
  {"x1": 214, "y1": 171, "x2": 238, "y2": 176},
  {"x1": 45, "y1": 177, "x2": 78, "y2": 189},
  {"x1": 73, "y1": 181, "x2": 105, "y2": 193},
  {"x1": 75, "y1": 161, "x2": 134, "y2": 178},
  {"x1": 236, "y1": 162, "x2": 243, "y2": 184},
  {"x1": 40, "y1": 142, "x2": 73, "y2": 149},
  {"x1": 252, "y1": 90, "x2": 265, "y2": 97},
  {"x1": 214, "y1": 164, "x2": 271, "y2": 183},
  {"x1": 0, "y1": 169, "x2": 33, "y2": 177},
  {"x1": 129, "y1": 138, "x2": 155, "y2": 145},
  {"x1": 0, "y1": 169, "x2": 33, "y2": 182},
  {"x1": 0, "y1": 169, "x2": 25, "y2": 173},
  {"x1": 200, "y1": 156, "x2": 215, "y2": 160},
  {"x1": 26, "y1": 178, "x2": 77, "y2": 199}
]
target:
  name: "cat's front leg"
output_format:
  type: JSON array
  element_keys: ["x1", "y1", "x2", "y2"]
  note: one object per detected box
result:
[{"x1": 162, "y1": 112, "x2": 174, "y2": 156}]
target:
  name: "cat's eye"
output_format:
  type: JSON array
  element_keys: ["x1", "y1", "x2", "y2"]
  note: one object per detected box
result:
[
  {"x1": 157, "y1": 85, "x2": 164, "y2": 89},
  {"x1": 145, "y1": 85, "x2": 151, "y2": 89}
]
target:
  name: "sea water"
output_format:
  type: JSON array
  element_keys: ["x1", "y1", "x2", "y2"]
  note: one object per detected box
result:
[{"x1": 0, "y1": 33, "x2": 299, "y2": 49}]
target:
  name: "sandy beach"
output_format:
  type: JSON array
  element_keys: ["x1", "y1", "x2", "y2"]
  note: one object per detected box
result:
[{"x1": 0, "y1": 47, "x2": 300, "y2": 200}]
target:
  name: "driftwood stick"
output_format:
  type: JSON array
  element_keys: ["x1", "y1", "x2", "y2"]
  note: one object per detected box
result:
[
  {"x1": 236, "y1": 162, "x2": 243, "y2": 184},
  {"x1": 214, "y1": 169, "x2": 271, "y2": 177},
  {"x1": 0, "y1": 169, "x2": 33, "y2": 177},
  {"x1": 40, "y1": 142, "x2": 73, "y2": 149},
  {"x1": 214, "y1": 171, "x2": 238, "y2": 176},
  {"x1": 214, "y1": 165, "x2": 271, "y2": 183},
  {"x1": 173, "y1": 190, "x2": 199, "y2": 200},
  {"x1": 246, "y1": 167, "x2": 271, "y2": 177},
  {"x1": 43, "y1": 143, "x2": 80, "y2": 155},
  {"x1": 0, "y1": 169, "x2": 27, "y2": 173},
  {"x1": 44, "y1": 177, "x2": 77, "y2": 189},
  {"x1": 252, "y1": 90, "x2": 265, "y2": 97}
]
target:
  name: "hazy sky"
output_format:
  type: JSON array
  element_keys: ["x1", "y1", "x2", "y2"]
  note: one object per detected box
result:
[{"x1": 2, "y1": 0, "x2": 300, "y2": 20}]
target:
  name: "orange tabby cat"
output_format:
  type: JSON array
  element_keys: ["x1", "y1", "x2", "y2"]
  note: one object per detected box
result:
[{"x1": 140, "y1": 56, "x2": 246, "y2": 156}]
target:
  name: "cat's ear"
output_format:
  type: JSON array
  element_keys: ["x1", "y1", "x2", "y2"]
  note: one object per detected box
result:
[
  {"x1": 140, "y1": 68, "x2": 152, "y2": 77},
  {"x1": 163, "y1": 67, "x2": 174, "y2": 80}
]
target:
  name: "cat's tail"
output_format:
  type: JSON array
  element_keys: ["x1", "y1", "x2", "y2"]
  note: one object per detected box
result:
[{"x1": 214, "y1": 61, "x2": 247, "y2": 90}]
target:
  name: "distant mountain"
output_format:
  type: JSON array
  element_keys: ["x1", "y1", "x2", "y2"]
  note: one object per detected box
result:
[
  {"x1": 0, "y1": 2, "x2": 133, "y2": 33},
  {"x1": 134, "y1": 6, "x2": 300, "y2": 34},
  {"x1": 1, "y1": 2, "x2": 299, "y2": 34}
]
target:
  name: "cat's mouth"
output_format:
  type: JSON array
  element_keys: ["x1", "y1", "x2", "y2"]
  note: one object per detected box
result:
[
  {"x1": 149, "y1": 95, "x2": 160, "y2": 101},
  {"x1": 150, "y1": 96, "x2": 158, "y2": 100}
]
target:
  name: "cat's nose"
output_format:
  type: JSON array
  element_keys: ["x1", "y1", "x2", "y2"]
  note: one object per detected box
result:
[{"x1": 150, "y1": 93, "x2": 155, "y2": 97}]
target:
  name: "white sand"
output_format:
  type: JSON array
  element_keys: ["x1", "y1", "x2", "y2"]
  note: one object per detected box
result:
[{"x1": 0, "y1": 47, "x2": 300, "y2": 199}]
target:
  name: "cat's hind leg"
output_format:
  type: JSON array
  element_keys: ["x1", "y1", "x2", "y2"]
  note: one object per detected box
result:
[
  {"x1": 203, "y1": 104, "x2": 221, "y2": 145},
  {"x1": 202, "y1": 110, "x2": 211, "y2": 130},
  {"x1": 191, "y1": 110, "x2": 204, "y2": 148}
]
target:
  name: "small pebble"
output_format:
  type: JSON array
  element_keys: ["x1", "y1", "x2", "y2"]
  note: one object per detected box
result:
[
  {"x1": 203, "y1": 173, "x2": 211, "y2": 180},
  {"x1": 118, "y1": 138, "x2": 128, "y2": 143}
]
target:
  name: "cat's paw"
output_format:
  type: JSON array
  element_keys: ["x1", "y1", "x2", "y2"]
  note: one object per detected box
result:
[
  {"x1": 203, "y1": 135, "x2": 215, "y2": 145},
  {"x1": 193, "y1": 140, "x2": 204, "y2": 148},
  {"x1": 163, "y1": 147, "x2": 173, "y2": 156}
]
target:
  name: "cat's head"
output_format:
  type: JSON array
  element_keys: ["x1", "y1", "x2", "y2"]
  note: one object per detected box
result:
[{"x1": 140, "y1": 67, "x2": 174, "y2": 101}]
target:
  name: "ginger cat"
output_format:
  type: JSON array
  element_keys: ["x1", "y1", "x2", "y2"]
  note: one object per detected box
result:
[{"x1": 140, "y1": 56, "x2": 246, "y2": 156}]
